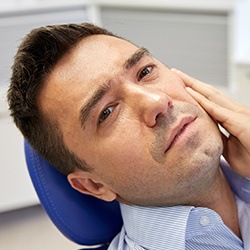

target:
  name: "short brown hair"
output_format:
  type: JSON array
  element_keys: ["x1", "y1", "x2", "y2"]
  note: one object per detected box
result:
[{"x1": 7, "y1": 23, "x2": 119, "y2": 175}]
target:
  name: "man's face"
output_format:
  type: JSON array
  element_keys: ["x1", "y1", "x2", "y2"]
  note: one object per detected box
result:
[{"x1": 39, "y1": 35, "x2": 222, "y2": 206}]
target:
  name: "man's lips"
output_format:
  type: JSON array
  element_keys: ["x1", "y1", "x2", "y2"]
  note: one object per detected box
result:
[{"x1": 165, "y1": 116, "x2": 196, "y2": 152}]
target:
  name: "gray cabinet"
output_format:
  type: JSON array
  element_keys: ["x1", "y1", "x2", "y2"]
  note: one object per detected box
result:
[{"x1": 100, "y1": 7, "x2": 229, "y2": 88}]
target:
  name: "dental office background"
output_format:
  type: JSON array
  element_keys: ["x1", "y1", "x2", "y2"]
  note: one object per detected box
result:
[{"x1": 0, "y1": 0, "x2": 249, "y2": 249}]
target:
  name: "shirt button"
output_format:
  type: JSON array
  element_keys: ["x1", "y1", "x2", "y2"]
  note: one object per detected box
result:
[{"x1": 200, "y1": 216, "x2": 210, "y2": 226}]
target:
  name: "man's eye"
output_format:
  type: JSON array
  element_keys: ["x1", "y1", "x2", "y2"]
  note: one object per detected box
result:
[
  {"x1": 138, "y1": 65, "x2": 153, "y2": 81},
  {"x1": 98, "y1": 106, "x2": 114, "y2": 124}
]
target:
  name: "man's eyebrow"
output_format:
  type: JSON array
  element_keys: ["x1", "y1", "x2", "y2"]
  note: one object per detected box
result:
[
  {"x1": 79, "y1": 81, "x2": 111, "y2": 128},
  {"x1": 79, "y1": 47, "x2": 150, "y2": 128},
  {"x1": 124, "y1": 47, "x2": 150, "y2": 70}
]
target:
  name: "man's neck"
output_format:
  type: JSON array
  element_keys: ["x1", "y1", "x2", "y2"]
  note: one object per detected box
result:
[{"x1": 200, "y1": 168, "x2": 241, "y2": 239}]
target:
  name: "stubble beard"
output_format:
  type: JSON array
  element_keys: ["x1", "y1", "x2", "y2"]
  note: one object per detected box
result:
[{"x1": 148, "y1": 102, "x2": 223, "y2": 206}]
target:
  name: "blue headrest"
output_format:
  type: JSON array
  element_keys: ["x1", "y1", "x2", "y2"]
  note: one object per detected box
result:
[{"x1": 24, "y1": 140, "x2": 123, "y2": 247}]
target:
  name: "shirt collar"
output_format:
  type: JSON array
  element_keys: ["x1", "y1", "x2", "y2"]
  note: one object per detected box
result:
[{"x1": 120, "y1": 203, "x2": 193, "y2": 250}]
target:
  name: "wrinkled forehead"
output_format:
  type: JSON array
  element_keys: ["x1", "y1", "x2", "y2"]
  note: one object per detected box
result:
[
  {"x1": 50, "y1": 35, "x2": 140, "y2": 82},
  {"x1": 37, "y1": 35, "x2": 140, "y2": 118}
]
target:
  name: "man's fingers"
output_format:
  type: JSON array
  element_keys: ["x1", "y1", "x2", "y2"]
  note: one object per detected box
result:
[
  {"x1": 172, "y1": 69, "x2": 239, "y2": 111},
  {"x1": 186, "y1": 87, "x2": 230, "y2": 123},
  {"x1": 186, "y1": 87, "x2": 247, "y2": 137},
  {"x1": 187, "y1": 87, "x2": 250, "y2": 151}
]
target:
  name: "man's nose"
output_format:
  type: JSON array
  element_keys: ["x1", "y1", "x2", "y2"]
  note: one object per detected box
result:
[{"x1": 127, "y1": 85, "x2": 173, "y2": 127}]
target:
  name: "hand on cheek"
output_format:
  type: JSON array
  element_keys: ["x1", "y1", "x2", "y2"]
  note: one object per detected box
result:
[{"x1": 171, "y1": 68, "x2": 250, "y2": 178}]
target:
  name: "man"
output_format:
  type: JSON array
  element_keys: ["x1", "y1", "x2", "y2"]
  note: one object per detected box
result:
[{"x1": 7, "y1": 23, "x2": 250, "y2": 249}]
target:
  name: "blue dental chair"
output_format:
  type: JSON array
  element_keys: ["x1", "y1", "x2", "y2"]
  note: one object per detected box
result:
[{"x1": 24, "y1": 140, "x2": 123, "y2": 249}]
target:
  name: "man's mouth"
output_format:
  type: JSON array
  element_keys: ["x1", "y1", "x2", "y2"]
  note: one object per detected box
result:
[{"x1": 165, "y1": 116, "x2": 196, "y2": 152}]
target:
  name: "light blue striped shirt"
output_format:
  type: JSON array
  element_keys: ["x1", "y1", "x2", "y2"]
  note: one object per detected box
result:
[{"x1": 108, "y1": 161, "x2": 250, "y2": 249}]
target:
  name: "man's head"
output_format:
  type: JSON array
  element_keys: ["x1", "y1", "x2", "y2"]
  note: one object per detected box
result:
[{"x1": 8, "y1": 23, "x2": 223, "y2": 207}]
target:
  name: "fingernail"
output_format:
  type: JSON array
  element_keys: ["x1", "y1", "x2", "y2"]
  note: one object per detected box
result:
[{"x1": 171, "y1": 68, "x2": 178, "y2": 71}]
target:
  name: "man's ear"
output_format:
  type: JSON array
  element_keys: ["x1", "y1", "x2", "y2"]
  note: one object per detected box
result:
[{"x1": 67, "y1": 170, "x2": 117, "y2": 202}]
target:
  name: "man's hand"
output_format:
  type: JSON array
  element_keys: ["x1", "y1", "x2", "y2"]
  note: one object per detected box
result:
[{"x1": 172, "y1": 69, "x2": 250, "y2": 178}]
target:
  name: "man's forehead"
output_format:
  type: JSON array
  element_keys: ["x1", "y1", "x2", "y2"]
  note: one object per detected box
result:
[
  {"x1": 49, "y1": 35, "x2": 140, "y2": 85},
  {"x1": 71, "y1": 34, "x2": 138, "y2": 60}
]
